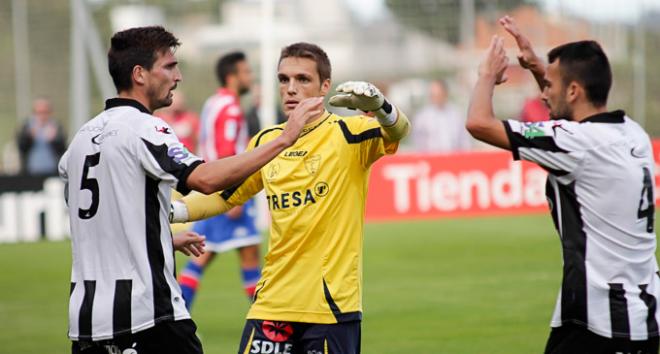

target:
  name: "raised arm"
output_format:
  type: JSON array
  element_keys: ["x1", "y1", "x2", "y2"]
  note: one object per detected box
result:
[
  {"x1": 499, "y1": 15, "x2": 546, "y2": 91},
  {"x1": 328, "y1": 81, "x2": 410, "y2": 143},
  {"x1": 466, "y1": 36, "x2": 511, "y2": 149},
  {"x1": 186, "y1": 97, "x2": 323, "y2": 194}
]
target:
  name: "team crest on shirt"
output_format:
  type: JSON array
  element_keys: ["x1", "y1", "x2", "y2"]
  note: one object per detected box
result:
[
  {"x1": 267, "y1": 162, "x2": 280, "y2": 181},
  {"x1": 304, "y1": 154, "x2": 321, "y2": 175}
]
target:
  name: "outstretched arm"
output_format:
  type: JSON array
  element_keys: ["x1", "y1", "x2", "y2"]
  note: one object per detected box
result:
[
  {"x1": 466, "y1": 36, "x2": 511, "y2": 149},
  {"x1": 186, "y1": 97, "x2": 323, "y2": 194},
  {"x1": 499, "y1": 15, "x2": 546, "y2": 91}
]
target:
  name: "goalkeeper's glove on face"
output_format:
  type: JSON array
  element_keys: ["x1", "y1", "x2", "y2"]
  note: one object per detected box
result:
[{"x1": 328, "y1": 81, "x2": 398, "y2": 126}]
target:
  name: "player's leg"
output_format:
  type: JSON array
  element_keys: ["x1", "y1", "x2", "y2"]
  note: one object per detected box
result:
[
  {"x1": 178, "y1": 222, "x2": 217, "y2": 311},
  {"x1": 236, "y1": 319, "x2": 299, "y2": 354},
  {"x1": 237, "y1": 244, "x2": 261, "y2": 300},
  {"x1": 299, "y1": 321, "x2": 361, "y2": 354}
]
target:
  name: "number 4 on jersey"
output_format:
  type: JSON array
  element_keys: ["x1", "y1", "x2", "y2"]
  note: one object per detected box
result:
[{"x1": 637, "y1": 167, "x2": 655, "y2": 232}]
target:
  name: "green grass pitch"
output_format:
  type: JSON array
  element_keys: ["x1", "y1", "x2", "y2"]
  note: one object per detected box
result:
[{"x1": 1, "y1": 214, "x2": 588, "y2": 353}]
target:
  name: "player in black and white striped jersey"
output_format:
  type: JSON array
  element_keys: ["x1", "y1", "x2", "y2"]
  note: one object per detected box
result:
[
  {"x1": 466, "y1": 16, "x2": 660, "y2": 354},
  {"x1": 59, "y1": 26, "x2": 322, "y2": 354}
]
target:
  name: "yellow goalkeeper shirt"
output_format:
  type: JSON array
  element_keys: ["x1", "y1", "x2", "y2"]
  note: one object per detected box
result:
[{"x1": 219, "y1": 111, "x2": 398, "y2": 323}]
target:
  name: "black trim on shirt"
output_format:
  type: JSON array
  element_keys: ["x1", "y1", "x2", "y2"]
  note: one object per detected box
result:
[
  {"x1": 557, "y1": 181, "x2": 588, "y2": 327},
  {"x1": 105, "y1": 98, "x2": 151, "y2": 114},
  {"x1": 141, "y1": 139, "x2": 203, "y2": 195},
  {"x1": 502, "y1": 121, "x2": 520, "y2": 160},
  {"x1": 254, "y1": 127, "x2": 284, "y2": 147},
  {"x1": 337, "y1": 120, "x2": 381, "y2": 144},
  {"x1": 608, "y1": 283, "x2": 631, "y2": 339},
  {"x1": 112, "y1": 279, "x2": 133, "y2": 335},
  {"x1": 145, "y1": 177, "x2": 175, "y2": 323},
  {"x1": 580, "y1": 110, "x2": 625, "y2": 124},
  {"x1": 503, "y1": 120, "x2": 572, "y2": 176},
  {"x1": 299, "y1": 112, "x2": 332, "y2": 138},
  {"x1": 323, "y1": 279, "x2": 363, "y2": 323},
  {"x1": 639, "y1": 284, "x2": 659, "y2": 338},
  {"x1": 78, "y1": 280, "x2": 96, "y2": 340}
]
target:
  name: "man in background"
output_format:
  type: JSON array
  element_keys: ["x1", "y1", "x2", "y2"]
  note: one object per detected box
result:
[
  {"x1": 155, "y1": 91, "x2": 200, "y2": 152},
  {"x1": 17, "y1": 97, "x2": 66, "y2": 175},
  {"x1": 411, "y1": 79, "x2": 471, "y2": 152},
  {"x1": 178, "y1": 51, "x2": 263, "y2": 310}
]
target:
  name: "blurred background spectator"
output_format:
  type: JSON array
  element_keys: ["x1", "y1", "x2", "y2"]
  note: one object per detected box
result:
[
  {"x1": 520, "y1": 94, "x2": 550, "y2": 122},
  {"x1": 155, "y1": 91, "x2": 200, "y2": 152},
  {"x1": 411, "y1": 79, "x2": 472, "y2": 153},
  {"x1": 244, "y1": 84, "x2": 287, "y2": 137},
  {"x1": 16, "y1": 98, "x2": 66, "y2": 175}
]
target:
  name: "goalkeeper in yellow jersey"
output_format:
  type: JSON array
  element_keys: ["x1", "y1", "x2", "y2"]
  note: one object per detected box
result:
[{"x1": 171, "y1": 42, "x2": 410, "y2": 354}]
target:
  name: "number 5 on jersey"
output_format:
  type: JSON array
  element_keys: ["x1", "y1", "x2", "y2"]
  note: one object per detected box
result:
[{"x1": 79, "y1": 153, "x2": 100, "y2": 219}]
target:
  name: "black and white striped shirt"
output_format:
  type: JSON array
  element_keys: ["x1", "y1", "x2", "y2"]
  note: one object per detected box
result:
[
  {"x1": 504, "y1": 110, "x2": 660, "y2": 340},
  {"x1": 59, "y1": 98, "x2": 202, "y2": 341}
]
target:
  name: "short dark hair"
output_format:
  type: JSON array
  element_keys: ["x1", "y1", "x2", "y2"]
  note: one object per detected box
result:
[
  {"x1": 215, "y1": 51, "x2": 246, "y2": 87},
  {"x1": 108, "y1": 26, "x2": 181, "y2": 92},
  {"x1": 547, "y1": 40, "x2": 611, "y2": 107},
  {"x1": 279, "y1": 43, "x2": 331, "y2": 83}
]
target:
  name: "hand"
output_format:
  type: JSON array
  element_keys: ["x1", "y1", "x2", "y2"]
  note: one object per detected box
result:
[
  {"x1": 499, "y1": 15, "x2": 544, "y2": 74},
  {"x1": 479, "y1": 36, "x2": 509, "y2": 85},
  {"x1": 226, "y1": 205, "x2": 243, "y2": 220},
  {"x1": 328, "y1": 81, "x2": 385, "y2": 112},
  {"x1": 173, "y1": 231, "x2": 206, "y2": 257},
  {"x1": 280, "y1": 96, "x2": 324, "y2": 147}
]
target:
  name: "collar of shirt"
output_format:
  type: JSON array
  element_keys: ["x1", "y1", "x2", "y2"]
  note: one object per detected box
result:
[
  {"x1": 580, "y1": 110, "x2": 625, "y2": 124},
  {"x1": 105, "y1": 98, "x2": 151, "y2": 114}
]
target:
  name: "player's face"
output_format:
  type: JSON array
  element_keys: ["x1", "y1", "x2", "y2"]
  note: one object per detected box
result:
[
  {"x1": 541, "y1": 60, "x2": 573, "y2": 120},
  {"x1": 144, "y1": 49, "x2": 182, "y2": 111},
  {"x1": 236, "y1": 61, "x2": 254, "y2": 96},
  {"x1": 277, "y1": 57, "x2": 330, "y2": 117}
]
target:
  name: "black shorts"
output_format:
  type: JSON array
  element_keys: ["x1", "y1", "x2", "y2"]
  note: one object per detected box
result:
[
  {"x1": 237, "y1": 319, "x2": 361, "y2": 354},
  {"x1": 71, "y1": 319, "x2": 203, "y2": 354},
  {"x1": 545, "y1": 323, "x2": 659, "y2": 354}
]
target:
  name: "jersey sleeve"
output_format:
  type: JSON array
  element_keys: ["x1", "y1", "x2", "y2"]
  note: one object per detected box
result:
[
  {"x1": 503, "y1": 119, "x2": 586, "y2": 176},
  {"x1": 339, "y1": 116, "x2": 399, "y2": 168},
  {"x1": 135, "y1": 117, "x2": 203, "y2": 195}
]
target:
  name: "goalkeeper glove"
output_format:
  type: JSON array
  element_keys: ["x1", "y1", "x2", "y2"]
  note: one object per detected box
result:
[{"x1": 328, "y1": 81, "x2": 398, "y2": 126}]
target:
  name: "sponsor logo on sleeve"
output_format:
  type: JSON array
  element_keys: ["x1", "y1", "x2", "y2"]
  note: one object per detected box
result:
[
  {"x1": 521, "y1": 122, "x2": 546, "y2": 139},
  {"x1": 167, "y1": 145, "x2": 190, "y2": 164}
]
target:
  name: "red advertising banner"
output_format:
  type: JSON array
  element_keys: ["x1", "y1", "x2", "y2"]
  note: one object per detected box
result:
[{"x1": 365, "y1": 141, "x2": 660, "y2": 222}]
